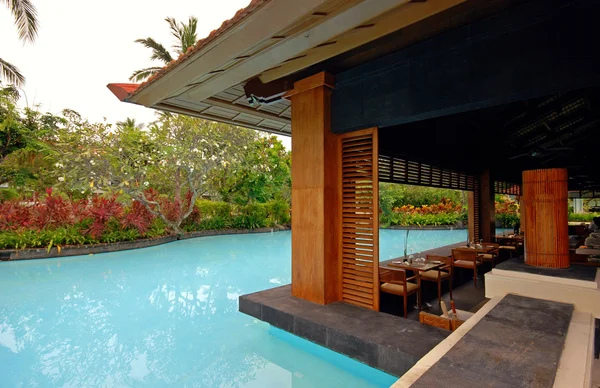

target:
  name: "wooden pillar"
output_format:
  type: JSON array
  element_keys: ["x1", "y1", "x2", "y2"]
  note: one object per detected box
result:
[
  {"x1": 522, "y1": 168, "x2": 569, "y2": 268},
  {"x1": 289, "y1": 72, "x2": 341, "y2": 304},
  {"x1": 467, "y1": 191, "x2": 475, "y2": 242},
  {"x1": 479, "y1": 169, "x2": 495, "y2": 242}
]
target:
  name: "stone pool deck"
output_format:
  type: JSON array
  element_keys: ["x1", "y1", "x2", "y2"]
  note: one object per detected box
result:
[
  {"x1": 401, "y1": 294, "x2": 574, "y2": 387},
  {"x1": 239, "y1": 285, "x2": 449, "y2": 377}
]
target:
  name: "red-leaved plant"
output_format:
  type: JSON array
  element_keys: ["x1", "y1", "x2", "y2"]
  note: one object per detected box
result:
[
  {"x1": 121, "y1": 200, "x2": 154, "y2": 234},
  {"x1": 87, "y1": 195, "x2": 124, "y2": 239},
  {"x1": 0, "y1": 201, "x2": 31, "y2": 231}
]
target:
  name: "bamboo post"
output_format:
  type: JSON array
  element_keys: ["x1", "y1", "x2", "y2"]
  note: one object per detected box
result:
[{"x1": 522, "y1": 168, "x2": 569, "y2": 268}]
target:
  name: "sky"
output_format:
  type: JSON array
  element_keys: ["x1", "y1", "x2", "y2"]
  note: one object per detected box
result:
[{"x1": 1, "y1": 0, "x2": 290, "y2": 147}]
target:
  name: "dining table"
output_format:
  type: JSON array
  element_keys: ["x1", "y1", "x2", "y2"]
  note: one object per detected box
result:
[
  {"x1": 452, "y1": 245, "x2": 498, "y2": 255},
  {"x1": 381, "y1": 259, "x2": 445, "y2": 273},
  {"x1": 379, "y1": 258, "x2": 446, "y2": 310},
  {"x1": 496, "y1": 235, "x2": 524, "y2": 245}
]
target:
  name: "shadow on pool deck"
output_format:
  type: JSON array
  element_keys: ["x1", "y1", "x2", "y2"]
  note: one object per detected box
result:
[{"x1": 380, "y1": 242, "x2": 496, "y2": 320}]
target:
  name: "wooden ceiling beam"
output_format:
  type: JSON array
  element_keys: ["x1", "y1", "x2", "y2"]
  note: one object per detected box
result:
[
  {"x1": 260, "y1": 0, "x2": 465, "y2": 83},
  {"x1": 203, "y1": 97, "x2": 291, "y2": 126}
]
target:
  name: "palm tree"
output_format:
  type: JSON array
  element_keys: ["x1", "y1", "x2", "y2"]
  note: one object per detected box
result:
[
  {"x1": 130, "y1": 17, "x2": 198, "y2": 83},
  {"x1": 116, "y1": 117, "x2": 144, "y2": 130},
  {"x1": 1, "y1": 0, "x2": 39, "y2": 86}
]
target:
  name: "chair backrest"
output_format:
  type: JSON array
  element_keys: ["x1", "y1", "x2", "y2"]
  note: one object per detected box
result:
[
  {"x1": 482, "y1": 242, "x2": 499, "y2": 249},
  {"x1": 497, "y1": 237, "x2": 523, "y2": 247},
  {"x1": 379, "y1": 268, "x2": 407, "y2": 283},
  {"x1": 393, "y1": 268, "x2": 408, "y2": 283},
  {"x1": 452, "y1": 248, "x2": 479, "y2": 262},
  {"x1": 380, "y1": 269, "x2": 394, "y2": 283},
  {"x1": 426, "y1": 254, "x2": 452, "y2": 266}
]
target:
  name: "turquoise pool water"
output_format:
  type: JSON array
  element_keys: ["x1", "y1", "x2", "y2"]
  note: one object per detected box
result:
[{"x1": 0, "y1": 229, "x2": 468, "y2": 387}]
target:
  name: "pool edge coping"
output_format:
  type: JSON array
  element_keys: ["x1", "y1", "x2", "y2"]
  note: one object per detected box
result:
[{"x1": 0, "y1": 226, "x2": 291, "y2": 261}]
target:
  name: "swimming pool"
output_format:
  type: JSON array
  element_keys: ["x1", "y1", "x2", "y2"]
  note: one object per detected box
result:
[{"x1": 0, "y1": 229, "x2": 468, "y2": 387}]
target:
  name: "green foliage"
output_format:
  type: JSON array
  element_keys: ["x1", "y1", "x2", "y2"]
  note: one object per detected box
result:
[
  {"x1": 0, "y1": 188, "x2": 18, "y2": 201},
  {"x1": 569, "y1": 212, "x2": 600, "y2": 222},
  {"x1": 145, "y1": 218, "x2": 168, "y2": 238},
  {"x1": 196, "y1": 199, "x2": 231, "y2": 219},
  {"x1": 0, "y1": 226, "x2": 94, "y2": 250},
  {"x1": 232, "y1": 204, "x2": 267, "y2": 229},
  {"x1": 495, "y1": 195, "x2": 520, "y2": 227},
  {"x1": 496, "y1": 213, "x2": 520, "y2": 228},
  {"x1": 265, "y1": 199, "x2": 291, "y2": 226},
  {"x1": 379, "y1": 183, "x2": 463, "y2": 208},
  {"x1": 210, "y1": 136, "x2": 291, "y2": 205},
  {"x1": 383, "y1": 212, "x2": 463, "y2": 227}
]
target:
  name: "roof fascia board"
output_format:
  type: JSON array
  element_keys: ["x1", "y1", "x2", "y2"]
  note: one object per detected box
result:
[
  {"x1": 260, "y1": 0, "x2": 466, "y2": 83},
  {"x1": 178, "y1": 0, "x2": 409, "y2": 104}
]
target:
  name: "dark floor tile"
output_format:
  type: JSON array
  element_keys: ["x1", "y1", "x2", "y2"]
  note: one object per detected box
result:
[
  {"x1": 486, "y1": 297, "x2": 572, "y2": 337},
  {"x1": 326, "y1": 328, "x2": 379, "y2": 367},
  {"x1": 496, "y1": 258, "x2": 597, "y2": 282},
  {"x1": 262, "y1": 305, "x2": 294, "y2": 332},
  {"x1": 238, "y1": 297, "x2": 262, "y2": 319},
  {"x1": 377, "y1": 345, "x2": 418, "y2": 377},
  {"x1": 412, "y1": 359, "x2": 519, "y2": 388},
  {"x1": 441, "y1": 335, "x2": 559, "y2": 387},
  {"x1": 294, "y1": 317, "x2": 327, "y2": 346}
]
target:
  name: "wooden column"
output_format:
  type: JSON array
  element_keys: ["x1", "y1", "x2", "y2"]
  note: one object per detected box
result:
[
  {"x1": 467, "y1": 191, "x2": 475, "y2": 242},
  {"x1": 522, "y1": 168, "x2": 569, "y2": 268},
  {"x1": 289, "y1": 72, "x2": 341, "y2": 304},
  {"x1": 479, "y1": 169, "x2": 496, "y2": 243}
]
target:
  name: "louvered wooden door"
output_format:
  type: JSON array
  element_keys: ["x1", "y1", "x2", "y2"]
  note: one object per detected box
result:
[{"x1": 339, "y1": 127, "x2": 379, "y2": 311}]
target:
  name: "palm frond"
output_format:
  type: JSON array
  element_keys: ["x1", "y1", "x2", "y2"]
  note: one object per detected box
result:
[
  {"x1": 116, "y1": 118, "x2": 144, "y2": 130},
  {"x1": 128, "y1": 67, "x2": 163, "y2": 83},
  {"x1": 2, "y1": 0, "x2": 39, "y2": 43},
  {"x1": 0, "y1": 57, "x2": 25, "y2": 86},
  {"x1": 166, "y1": 16, "x2": 198, "y2": 55},
  {"x1": 134, "y1": 38, "x2": 173, "y2": 64}
]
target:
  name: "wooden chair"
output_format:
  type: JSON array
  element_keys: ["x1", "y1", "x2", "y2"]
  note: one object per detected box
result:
[
  {"x1": 480, "y1": 242, "x2": 500, "y2": 267},
  {"x1": 422, "y1": 254, "x2": 453, "y2": 307},
  {"x1": 497, "y1": 238, "x2": 521, "y2": 258},
  {"x1": 380, "y1": 269, "x2": 421, "y2": 318},
  {"x1": 452, "y1": 249, "x2": 483, "y2": 288}
]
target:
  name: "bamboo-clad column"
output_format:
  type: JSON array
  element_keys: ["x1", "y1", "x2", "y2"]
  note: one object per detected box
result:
[{"x1": 522, "y1": 168, "x2": 569, "y2": 268}]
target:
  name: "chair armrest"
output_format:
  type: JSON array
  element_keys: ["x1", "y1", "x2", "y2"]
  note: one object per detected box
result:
[{"x1": 406, "y1": 274, "x2": 420, "y2": 282}]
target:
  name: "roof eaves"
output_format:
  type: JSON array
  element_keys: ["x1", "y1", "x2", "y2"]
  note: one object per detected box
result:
[{"x1": 128, "y1": 0, "x2": 271, "y2": 100}]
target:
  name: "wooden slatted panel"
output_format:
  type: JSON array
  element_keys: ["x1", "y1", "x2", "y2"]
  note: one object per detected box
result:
[
  {"x1": 340, "y1": 128, "x2": 379, "y2": 311},
  {"x1": 378, "y1": 155, "x2": 476, "y2": 191},
  {"x1": 494, "y1": 181, "x2": 522, "y2": 196}
]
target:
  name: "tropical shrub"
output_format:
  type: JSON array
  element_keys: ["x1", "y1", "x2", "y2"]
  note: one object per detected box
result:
[
  {"x1": 0, "y1": 188, "x2": 19, "y2": 201},
  {"x1": 379, "y1": 183, "x2": 463, "y2": 208},
  {"x1": 265, "y1": 199, "x2": 290, "y2": 226},
  {"x1": 495, "y1": 195, "x2": 520, "y2": 228},
  {"x1": 196, "y1": 199, "x2": 231, "y2": 219},
  {"x1": 569, "y1": 212, "x2": 600, "y2": 222},
  {"x1": 232, "y1": 203, "x2": 268, "y2": 229},
  {"x1": 382, "y1": 197, "x2": 465, "y2": 227},
  {"x1": 0, "y1": 191, "x2": 292, "y2": 249}
]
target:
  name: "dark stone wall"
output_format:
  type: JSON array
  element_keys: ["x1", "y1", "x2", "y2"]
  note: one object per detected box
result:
[{"x1": 332, "y1": 0, "x2": 600, "y2": 133}]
